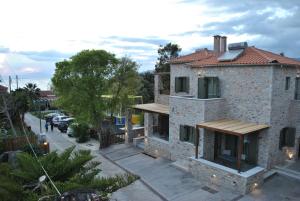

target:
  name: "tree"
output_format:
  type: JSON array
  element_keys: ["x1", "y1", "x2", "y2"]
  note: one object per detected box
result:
[
  {"x1": 0, "y1": 146, "x2": 138, "y2": 200},
  {"x1": 52, "y1": 50, "x2": 139, "y2": 145},
  {"x1": 138, "y1": 71, "x2": 154, "y2": 103},
  {"x1": 23, "y1": 83, "x2": 40, "y2": 101},
  {"x1": 107, "y1": 57, "x2": 140, "y2": 117},
  {"x1": 11, "y1": 89, "x2": 30, "y2": 122},
  {"x1": 23, "y1": 83, "x2": 40, "y2": 110},
  {"x1": 155, "y1": 42, "x2": 181, "y2": 73}
]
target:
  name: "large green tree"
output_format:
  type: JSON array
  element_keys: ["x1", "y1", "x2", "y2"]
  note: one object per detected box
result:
[
  {"x1": 138, "y1": 71, "x2": 154, "y2": 103},
  {"x1": 52, "y1": 50, "x2": 139, "y2": 143},
  {"x1": 155, "y1": 42, "x2": 181, "y2": 73}
]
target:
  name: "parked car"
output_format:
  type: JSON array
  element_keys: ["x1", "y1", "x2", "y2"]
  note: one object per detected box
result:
[
  {"x1": 45, "y1": 113, "x2": 61, "y2": 123},
  {"x1": 55, "y1": 189, "x2": 100, "y2": 201},
  {"x1": 52, "y1": 115, "x2": 69, "y2": 127},
  {"x1": 67, "y1": 126, "x2": 74, "y2": 137},
  {"x1": 57, "y1": 118, "x2": 75, "y2": 133}
]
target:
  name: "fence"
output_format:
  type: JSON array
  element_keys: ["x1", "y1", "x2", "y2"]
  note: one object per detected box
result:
[
  {"x1": 1, "y1": 135, "x2": 37, "y2": 152},
  {"x1": 100, "y1": 132, "x2": 125, "y2": 149}
]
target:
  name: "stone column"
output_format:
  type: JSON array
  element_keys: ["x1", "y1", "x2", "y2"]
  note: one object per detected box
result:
[
  {"x1": 125, "y1": 108, "x2": 133, "y2": 143},
  {"x1": 144, "y1": 112, "x2": 153, "y2": 137}
]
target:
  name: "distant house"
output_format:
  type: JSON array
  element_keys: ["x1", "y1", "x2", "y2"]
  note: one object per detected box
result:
[
  {"x1": 128, "y1": 35, "x2": 300, "y2": 194},
  {"x1": 0, "y1": 85, "x2": 8, "y2": 93},
  {"x1": 39, "y1": 90, "x2": 57, "y2": 109}
]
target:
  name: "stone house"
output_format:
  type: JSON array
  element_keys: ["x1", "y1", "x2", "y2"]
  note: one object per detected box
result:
[{"x1": 129, "y1": 35, "x2": 300, "y2": 194}]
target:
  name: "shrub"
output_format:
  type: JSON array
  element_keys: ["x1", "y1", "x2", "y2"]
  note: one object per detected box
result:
[{"x1": 73, "y1": 123, "x2": 90, "y2": 143}]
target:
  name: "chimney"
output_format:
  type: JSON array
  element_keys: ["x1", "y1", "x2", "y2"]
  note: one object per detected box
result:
[
  {"x1": 213, "y1": 35, "x2": 221, "y2": 53},
  {"x1": 220, "y1": 36, "x2": 227, "y2": 53}
]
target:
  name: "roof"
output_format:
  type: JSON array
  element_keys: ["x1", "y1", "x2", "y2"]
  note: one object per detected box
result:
[
  {"x1": 171, "y1": 47, "x2": 300, "y2": 68},
  {"x1": 133, "y1": 103, "x2": 169, "y2": 115},
  {"x1": 197, "y1": 119, "x2": 269, "y2": 136},
  {"x1": 0, "y1": 85, "x2": 8, "y2": 93}
]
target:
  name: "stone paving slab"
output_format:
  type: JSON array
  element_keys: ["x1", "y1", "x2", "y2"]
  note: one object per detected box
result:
[
  {"x1": 239, "y1": 175, "x2": 300, "y2": 201},
  {"x1": 104, "y1": 146, "x2": 142, "y2": 161},
  {"x1": 103, "y1": 146, "x2": 240, "y2": 201},
  {"x1": 111, "y1": 180, "x2": 163, "y2": 201}
]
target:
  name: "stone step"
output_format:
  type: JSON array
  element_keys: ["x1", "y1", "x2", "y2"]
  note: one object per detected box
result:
[
  {"x1": 137, "y1": 142, "x2": 145, "y2": 150},
  {"x1": 171, "y1": 161, "x2": 189, "y2": 172},
  {"x1": 263, "y1": 169, "x2": 277, "y2": 181},
  {"x1": 274, "y1": 166, "x2": 300, "y2": 180}
]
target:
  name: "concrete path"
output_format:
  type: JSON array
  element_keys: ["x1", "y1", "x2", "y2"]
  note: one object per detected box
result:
[{"x1": 101, "y1": 144, "x2": 241, "y2": 201}]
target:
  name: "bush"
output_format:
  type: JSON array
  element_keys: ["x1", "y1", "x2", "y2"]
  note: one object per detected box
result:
[{"x1": 73, "y1": 123, "x2": 90, "y2": 143}]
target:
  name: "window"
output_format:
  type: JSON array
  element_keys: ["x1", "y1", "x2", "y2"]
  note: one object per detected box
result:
[
  {"x1": 285, "y1": 77, "x2": 290, "y2": 90},
  {"x1": 198, "y1": 77, "x2": 220, "y2": 99},
  {"x1": 279, "y1": 127, "x2": 296, "y2": 150},
  {"x1": 175, "y1": 77, "x2": 189, "y2": 93},
  {"x1": 179, "y1": 125, "x2": 195, "y2": 144},
  {"x1": 295, "y1": 78, "x2": 300, "y2": 100}
]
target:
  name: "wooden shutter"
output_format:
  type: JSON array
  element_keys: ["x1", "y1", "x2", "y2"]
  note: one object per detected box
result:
[
  {"x1": 215, "y1": 77, "x2": 220, "y2": 98},
  {"x1": 286, "y1": 127, "x2": 296, "y2": 147},
  {"x1": 180, "y1": 125, "x2": 185, "y2": 141},
  {"x1": 295, "y1": 78, "x2": 300, "y2": 100},
  {"x1": 175, "y1": 77, "x2": 179, "y2": 93},
  {"x1": 198, "y1": 77, "x2": 206, "y2": 99},
  {"x1": 191, "y1": 127, "x2": 196, "y2": 145},
  {"x1": 186, "y1": 77, "x2": 190, "y2": 93}
]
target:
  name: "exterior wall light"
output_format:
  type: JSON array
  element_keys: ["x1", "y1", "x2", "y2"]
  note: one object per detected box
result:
[
  {"x1": 288, "y1": 152, "x2": 294, "y2": 160},
  {"x1": 254, "y1": 183, "x2": 258, "y2": 188},
  {"x1": 211, "y1": 174, "x2": 216, "y2": 178}
]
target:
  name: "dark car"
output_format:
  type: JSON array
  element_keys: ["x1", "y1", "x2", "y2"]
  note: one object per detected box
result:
[
  {"x1": 56, "y1": 189, "x2": 101, "y2": 201},
  {"x1": 57, "y1": 118, "x2": 74, "y2": 133}
]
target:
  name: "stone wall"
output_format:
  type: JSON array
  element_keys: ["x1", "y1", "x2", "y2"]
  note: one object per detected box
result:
[
  {"x1": 268, "y1": 66, "x2": 300, "y2": 166},
  {"x1": 188, "y1": 157, "x2": 264, "y2": 194},
  {"x1": 143, "y1": 112, "x2": 171, "y2": 159},
  {"x1": 144, "y1": 136, "x2": 171, "y2": 159},
  {"x1": 154, "y1": 74, "x2": 170, "y2": 105},
  {"x1": 169, "y1": 96, "x2": 225, "y2": 165}
]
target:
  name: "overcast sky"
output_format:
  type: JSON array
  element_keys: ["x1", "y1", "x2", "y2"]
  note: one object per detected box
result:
[{"x1": 0, "y1": 0, "x2": 299, "y2": 89}]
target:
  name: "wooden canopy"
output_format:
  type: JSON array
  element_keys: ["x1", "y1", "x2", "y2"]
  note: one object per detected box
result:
[
  {"x1": 197, "y1": 119, "x2": 269, "y2": 136},
  {"x1": 133, "y1": 103, "x2": 169, "y2": 115},
  {"x1": 195, "y1": 119, "x2": 269, "y2": 172}
]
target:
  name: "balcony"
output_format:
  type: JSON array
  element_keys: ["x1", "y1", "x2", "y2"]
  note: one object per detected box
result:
[{"x1": 169, "y1": 96, "x2": 226, "y2": 122}]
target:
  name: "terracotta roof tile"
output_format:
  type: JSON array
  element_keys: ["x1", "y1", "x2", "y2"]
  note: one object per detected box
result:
[{"x1": 171, "y1": 47, "x2": 300, "y2": 67}]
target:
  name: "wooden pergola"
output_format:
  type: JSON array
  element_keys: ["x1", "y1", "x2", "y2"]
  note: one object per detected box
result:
[
  {"x1": 195, "y1": 119, "x2": 269, "y2": 172},
  {"x1": 133, "y1": 103, "x2": 169, "y2": 115}
]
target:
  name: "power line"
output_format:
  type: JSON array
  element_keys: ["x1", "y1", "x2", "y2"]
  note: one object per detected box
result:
[{"x1": 19, "y1": 119, "x2": 62, "y2": 196}]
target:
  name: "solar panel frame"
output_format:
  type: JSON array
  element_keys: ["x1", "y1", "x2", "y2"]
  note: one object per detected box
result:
[{"x1": 217, "y1": 49, "x2": 244, "y2": 62}]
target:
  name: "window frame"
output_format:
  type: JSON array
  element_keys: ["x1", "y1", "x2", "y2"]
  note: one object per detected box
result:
[
  {"x1": 285, "y1": 77, "x2": 290, "y2": 90},
  {"x1": 295, "y1": 77, "x2": 300, "y2": 100},
  {"x1": 279, "y1": 127, "x2": 296, "y2": 150},
  {"x1": 179, "y1": 125, "x2": 196, "y2": 144},
  {"x1": 198, "y1": 77, "x2": 220, "y2": 99},
  {"x1": 175, "y1": 76, "x2": 189, "y2": 93}
]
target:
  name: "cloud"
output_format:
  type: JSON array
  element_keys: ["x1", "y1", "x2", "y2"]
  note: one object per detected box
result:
[
  {"x1": 0, "y1": 0, "x2": 300, "y2": 89},
  {"x1": 18, "y1": 50, "x2": 73, "y2": 62},
  {"x1": 0, "y1": 46, "x2": 9, "y2": 53}
]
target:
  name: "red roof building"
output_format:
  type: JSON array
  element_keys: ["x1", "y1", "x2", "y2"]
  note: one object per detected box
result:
[
  {"x1": 171, "y1": 44, "x2": 300, "y2": 68},
  {"x1": 0, "y1": 85, "x2": 8, "y2": 93}
]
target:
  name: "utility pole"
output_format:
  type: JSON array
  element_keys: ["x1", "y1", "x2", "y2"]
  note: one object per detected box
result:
[
  {"x1": 9, "y1": 76, "x2": 12, "y2": 93},
  {"x1": 16, "y1": 75, "x2": 19, "y2": 89}
]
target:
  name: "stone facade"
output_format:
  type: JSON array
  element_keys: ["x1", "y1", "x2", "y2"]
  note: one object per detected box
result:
[
  {"x1": 188, "y1": 157, "x2": 264, "y2": 194},
  {"x1": 140, "y1": 63, "x2": 300, "y2": 194}
]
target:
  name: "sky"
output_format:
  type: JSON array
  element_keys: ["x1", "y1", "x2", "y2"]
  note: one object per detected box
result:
[{"x1": 0, "y1": 0, "x2": 299, "y2": 90}]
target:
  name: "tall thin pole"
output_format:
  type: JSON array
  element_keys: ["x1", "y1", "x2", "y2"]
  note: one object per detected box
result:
[
  {"x1": 39, "y1": 101, "x2": 42, "y2": 133},
  {"x1": 8, "y1": 76, "x2": 12, "y2": 93},
  {"x1": 16, "y1": 75, "x2": 18, "y2": 89}
]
